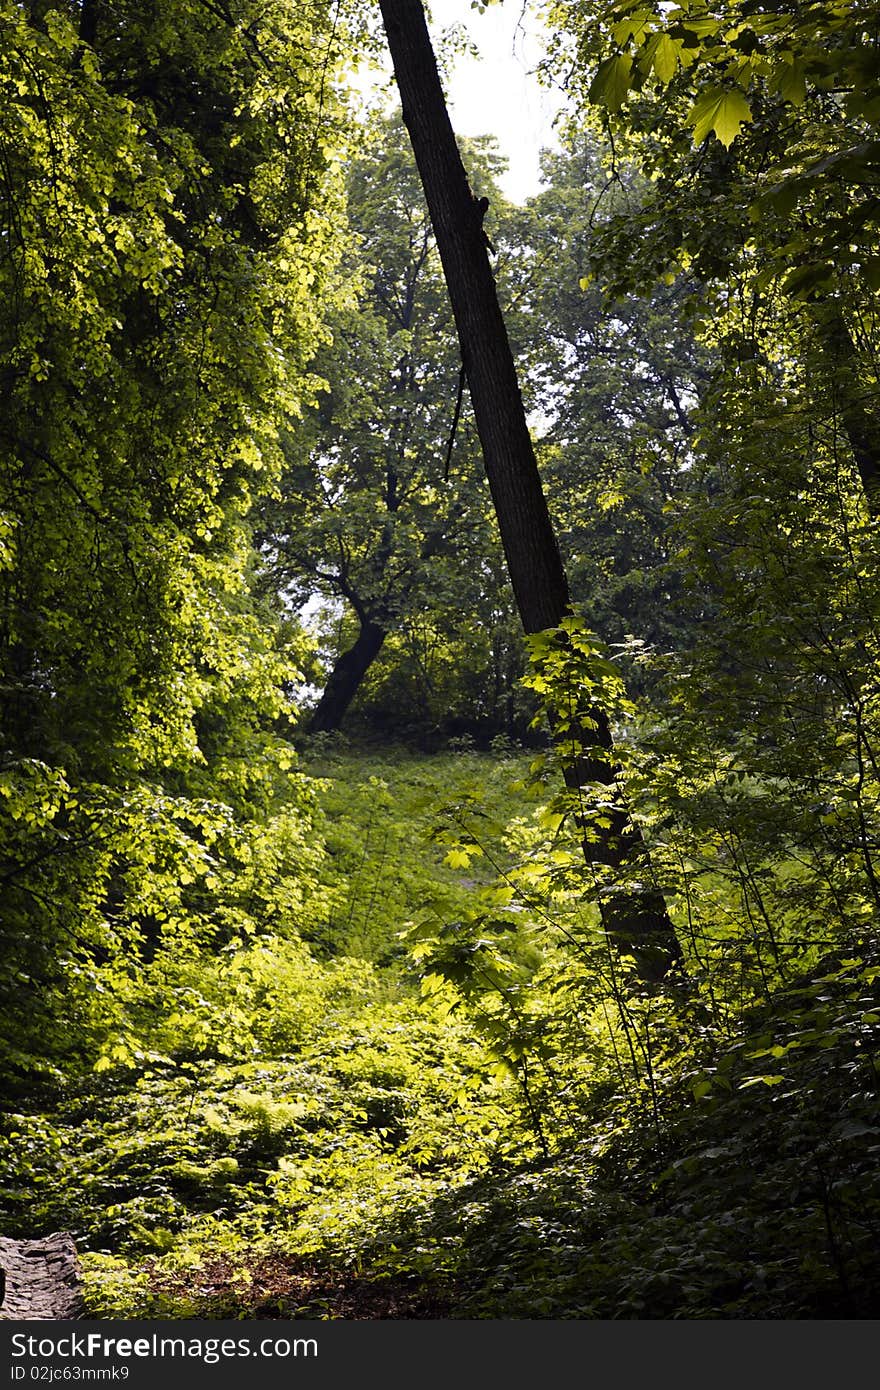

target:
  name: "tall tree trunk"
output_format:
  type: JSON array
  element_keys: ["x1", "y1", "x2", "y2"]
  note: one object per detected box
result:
[
  {"x1": 816, "y1": 305, "x2": 880, "y2": 515},
  {"x1": 377, "y1": 0, "x2": 682, "y2": 981},
  {"x1": 309, "y1": 618, "x2": 387, "y2": 733}
]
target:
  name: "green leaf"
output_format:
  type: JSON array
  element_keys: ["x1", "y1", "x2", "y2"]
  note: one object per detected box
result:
[
  {"x1": 612, "y1": 11, "x2": 652, "y2": 46},
  {"x1": 646, "y1": 33, "x2": 681, "y2": 84},
  {"x1": 781, "y1": 262, "x2": 834, "y2": 299},
  {"x1": 444, "y1": 847, "x2": 477, "y2": 869},
  {"x1": 680, "y1": 18, "x2": 722, "y2": 38},
  {"x1": 862, "y1": 257, "x2": 880, "y2": 290},
  {"x1": 759, "y1": 179, "x2": 800, "y2": 220},
  {"x1": 771, "y1": 59, "x2": 807, "y2": 106},
  {"x1": 687, "y1": 86, "x2": 753, "y2": 147},
  {"x1": 589, "y1": 54, "x2": 634, "y2": 112}
]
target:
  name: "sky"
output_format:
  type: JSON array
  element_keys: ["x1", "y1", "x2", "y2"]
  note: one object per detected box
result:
[
  {"x1": 359, "y1": 1, "x2": 564, "y2": 205},
  {"x1": 429, "y1": 0, "x2": 564, "y2": 203}
]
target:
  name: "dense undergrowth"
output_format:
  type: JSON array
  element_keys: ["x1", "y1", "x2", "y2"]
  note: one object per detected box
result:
[{"x1": 3, "y1": 744, "x2": 878, "y2": 1320}]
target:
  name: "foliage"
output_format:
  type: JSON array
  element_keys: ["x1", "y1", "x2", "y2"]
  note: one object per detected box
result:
[
  {"x1": 2, "y1": 0, "x2": 880, "y2": 1328},
  {"x1": 502, "y1": 141, "x2": 709, "y2": 691},
  {"x1": 0, "y1": 0, "x2": 349, "y2": 1082},
  {"x1": 389, "y1": 944, "x2": 880, "y2": 1318},
  {"x1": 0, "y1": 748, "x2": 548, "y2": 1316},
  {"x1": 3, "y1": 723, "x2": 879, "y2": 1319},
  {"x1": 260, "y1": 114, "x2": 527, "y2": 739}
]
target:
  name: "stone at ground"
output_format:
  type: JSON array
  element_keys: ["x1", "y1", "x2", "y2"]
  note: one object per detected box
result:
[{"x1": 0, "y1": 1233, "x2": 84, "y2": 1320}]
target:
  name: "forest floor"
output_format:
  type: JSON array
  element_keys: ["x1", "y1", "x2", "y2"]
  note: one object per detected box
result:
[
  {"x1": 4, "y1": 745, "x2": 880, "y2": 1319},
  {"x1": 137, "y1": 1250, "x2": 453, "y2": 1319}
]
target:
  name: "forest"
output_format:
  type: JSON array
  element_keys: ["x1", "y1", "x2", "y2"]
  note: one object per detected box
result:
[{"x1": 1, "y1": 0, "x2": 879, "y2": 1320}]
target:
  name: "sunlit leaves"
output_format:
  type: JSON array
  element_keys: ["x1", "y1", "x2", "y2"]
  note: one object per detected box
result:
[
  {"x1": 687, "y1": 86, "x2": 753, "y2": 147},
  {"x1": 568, "y1": 0, "x2": 880, "y2": 122},
  {"x1": 0, "y1": 0, "x2": 351, "y2": 1084},
  {"x1": 589, "y1": 53, "x2": 634, "y2": 112}
]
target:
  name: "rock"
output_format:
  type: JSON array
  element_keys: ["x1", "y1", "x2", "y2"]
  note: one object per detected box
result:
[{"x1": 0, "y1": 1232, "x2": 84, "y2": 1320}]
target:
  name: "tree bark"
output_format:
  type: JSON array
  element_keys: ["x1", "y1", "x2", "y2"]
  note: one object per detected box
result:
[
  {"x1": 309, "y1": 618, "x2": 387, "y2": 733},
  {"x1": 377, "y1": 0, "x2": 682, "y2": 980},
  {"x1": 816, "y1": 305, "x2": 880, "y2": 515},
  {"x1": 78, "y1": 0, "x2": 99, "y2": 47}
]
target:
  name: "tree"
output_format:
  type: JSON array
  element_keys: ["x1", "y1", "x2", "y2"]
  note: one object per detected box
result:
[
  {"x1": 261, "y1": 115, "x2": 522, "y2": 738},
  {"x1": 504, "y1": 141, "x2": 710, "y2": 690},
  {"x1": 377, "y1": 0, "x2": 683, "y2": 979},
  {"x1": 540, "y1": 0, "x2": 880, "y2": 986},
  {"x1": 545, "y1": 0, "x2": 880, "y2": 515},
  {"x1": 0, "y1": 0, "x2": 347, "y2": 1079}
]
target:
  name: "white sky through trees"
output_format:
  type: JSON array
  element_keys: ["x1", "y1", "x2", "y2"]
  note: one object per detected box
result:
[
  {"x1": 355, "y1": 1, "x2": 562, "y2": 204},
  {"x1": 428, "y1": 0, "x2": 562, "y2": 203}
]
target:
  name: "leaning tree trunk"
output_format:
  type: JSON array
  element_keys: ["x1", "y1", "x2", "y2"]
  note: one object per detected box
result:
[
  {"x1": 815, "y1": 304, "x2": 880, "y2": 516},
  {"x1": 309, "y1": 618, "x2": 387, "y2": 733},
  {"x1": 377, "y1": 0, "x2": 682, "y2": 981},
  {"x1": 308, "y1": 503, "x2": 467, "y2": 734}
]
